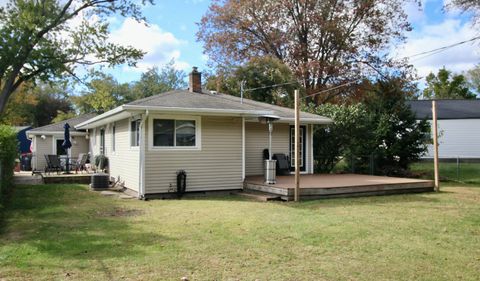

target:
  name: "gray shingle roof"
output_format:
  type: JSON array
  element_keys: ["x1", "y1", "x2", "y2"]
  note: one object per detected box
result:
[
  {"x1": 128, "y1": 90, "x2": 328, "y2": 121},
  {"x1": 29, "y1": 113, "x2": 96, "y2": 133},
  {"x1": 407, "y1": 99, "x2": 480, "y2": 120}
]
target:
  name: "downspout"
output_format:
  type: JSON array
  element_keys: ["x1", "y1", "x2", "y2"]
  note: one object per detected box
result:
[{"x1": 138, "y1": 110, "x2": 149, "y2": 199}]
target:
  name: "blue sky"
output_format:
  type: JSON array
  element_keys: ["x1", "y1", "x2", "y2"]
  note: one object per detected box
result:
[{"x1": 104, "y1": 0, "x2": 479, "y2": 85}]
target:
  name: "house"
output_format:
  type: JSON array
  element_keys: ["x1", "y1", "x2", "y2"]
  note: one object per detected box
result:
[
  {"x1": 76, "y1": 68, "x2": 331, "y2": 198},
  {"x1": 407, "y1": 99, "x2": 480, "y2": 158},
  {"x1": 27, "y1": 114, "x2": 95, "y2": 171}
]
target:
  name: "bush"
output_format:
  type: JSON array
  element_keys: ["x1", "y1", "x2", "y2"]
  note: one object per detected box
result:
[{"x1": 0, "y1": 125, "x2": 19, "y2": 198}]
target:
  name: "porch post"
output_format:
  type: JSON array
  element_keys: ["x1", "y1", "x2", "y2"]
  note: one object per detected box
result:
[{"x1": 294, "y1": 89, "x2": 300, "y2": 202}]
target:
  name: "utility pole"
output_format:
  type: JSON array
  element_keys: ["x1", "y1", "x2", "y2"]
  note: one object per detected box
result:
[
  {"x1": 432, "y1": 100, "x2": 440, "y2": 191},
  {"x1": 294, "y1": 89, "x2": 300, "y2": 202}
]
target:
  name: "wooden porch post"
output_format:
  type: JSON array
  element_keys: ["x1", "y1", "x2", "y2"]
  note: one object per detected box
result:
[
  {"x1": 294, "y1": 89, "x2": 300, "y2": 202},
  {"x1": 432, "y1": 100, "x2": 440, "y2": 192}
]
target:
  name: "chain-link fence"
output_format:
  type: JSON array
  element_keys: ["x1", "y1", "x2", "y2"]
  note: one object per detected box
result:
[
  {"x1": 410, "y1": 157, "x2": 480, "y2": 184},
  {"x1": 319, "y1": 155, "x2": 480, "y2": 184}
]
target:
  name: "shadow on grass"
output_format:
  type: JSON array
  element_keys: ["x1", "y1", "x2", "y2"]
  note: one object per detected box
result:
[
  {"x1": 0, "y1": 184, "x2": 174, "y2": 262},
  {"x1": 281, "y1": 191, "x2": 442, "y2": 209}
]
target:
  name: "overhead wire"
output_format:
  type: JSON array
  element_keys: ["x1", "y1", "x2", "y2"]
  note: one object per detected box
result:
[{"x1": 242, "y1": 35, "x2": 480, "y2": 99}]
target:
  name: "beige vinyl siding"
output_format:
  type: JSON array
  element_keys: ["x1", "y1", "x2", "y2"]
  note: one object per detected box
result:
[
  {"x1": 32, "y1": 134, "x2": 89, "y2": 171},
  {"x1": 144, "y1": 116, "x2": 242, "y2": 194},
  {"x1": 96, "y1": 119, "x2": 140, "y2": 192},
  {"x1": 33, "y1": 135, "x2": 53, "y2": 170},
  {"x1": 245, "y1": 122, "x2": 290, "y2": 176},
  {"x1": 245, "y1": 122, "x2": 314, "y2": 175},
  {"x1": 71, "y1": 136, "x2": 89, "y2": 159}
]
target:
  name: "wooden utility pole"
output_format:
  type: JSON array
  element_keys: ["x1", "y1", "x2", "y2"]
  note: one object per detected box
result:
[
  {"x1": 294, "y1": 89, "x2": 300, "y2": 202},
  {"x1": 432, "y1": 100, "x2": 440, "y2": 192}
]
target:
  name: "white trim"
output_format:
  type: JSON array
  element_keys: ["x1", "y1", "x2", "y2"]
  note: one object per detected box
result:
[
  {"x1": 277, "y1": 117, "x2": 332, "y2": 125},
  {"x1": 147, "y1": 114, "x2": 202, "y2": 151},
  {"x1": 27, "y1": 131, "x2": 87, "y2": 137},
  {"x1": 310, "y1": 124, "x2": 314, "y2": 174},
  {"x1": 111, "y1": 122, "x2": 116, "y2": 155},
  {"x1": 139, "y1": 110, "x2": 149, "y2": 199},
  {"x1": 129, "y1": 118, "x2": 141, "y2": 150},
  {"x1": 125, "y1": 104, "x2": 272, "y2": 117},
  {"x1": 242, "y1": 117, "x2": 245, "y2": 181}
]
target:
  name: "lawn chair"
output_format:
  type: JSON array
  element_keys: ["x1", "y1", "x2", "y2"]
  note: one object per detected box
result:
[
  {"x1": 44, "y1": 154, "x2": 63, "y2": 174},
  {"x1": 72, "y1": 153, "x2": 88, "y2": 173}
]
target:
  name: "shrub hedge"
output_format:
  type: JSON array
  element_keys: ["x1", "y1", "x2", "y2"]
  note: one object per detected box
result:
[{"x1": 0, "y1": 125, "x2": 19, "y2": 200}]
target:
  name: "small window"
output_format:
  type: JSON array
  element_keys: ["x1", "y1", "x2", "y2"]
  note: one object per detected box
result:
[
  {"x1": 130, "y1": 119, "x2": 141, "y2": 147},
  {"x1": 153, "y1": 119, "x2": 196, "y2": 147},
  {"x1": 100, "y1": 128, "x2": 105, "y2": 155},
  {"x1": 56, "y1": 139, "x2": 67, "y2": 156},
  {"x1": 112, "y1": 124, "x2": 116, "y2": 152}
]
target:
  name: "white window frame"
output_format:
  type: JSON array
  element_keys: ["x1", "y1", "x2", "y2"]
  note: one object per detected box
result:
[
  {"x1": 129, "y1": 118, "x2": 141, "y2": 149},
  {"x1": 148, "y1": 115, "x2": 201, "y2": 151},
  {"x1": 111, "y1": 122, "x2": 116, "y2": 154},
  {"x1": 52, "y1": 136, "x2": 71, "y2": 157}
]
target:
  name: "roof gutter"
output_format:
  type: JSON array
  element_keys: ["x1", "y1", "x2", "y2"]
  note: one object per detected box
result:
[{"x1": 123, "y1": 105, "x2": 273, "y2": 117}]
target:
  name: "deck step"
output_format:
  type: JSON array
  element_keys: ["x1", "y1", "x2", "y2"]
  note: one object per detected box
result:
[{"x1": 233, "y1": 191, "x2": 283, "y2": 202}]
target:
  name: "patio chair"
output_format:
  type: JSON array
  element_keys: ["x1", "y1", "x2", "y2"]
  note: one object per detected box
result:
[
  {"x1": 44, "y1": 154, "x2": 63, "y2": 174},
  {"x1": 72, "y1": 153, "x2": 88, "y2": 173},
  {"x1": 273, "y1": 153, "x2": 291, "y2": 176}
]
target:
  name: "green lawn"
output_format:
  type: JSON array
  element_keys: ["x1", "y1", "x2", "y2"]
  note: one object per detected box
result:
[{"x1": 1, "y1": 184, "x2": 480, "y2": 281}]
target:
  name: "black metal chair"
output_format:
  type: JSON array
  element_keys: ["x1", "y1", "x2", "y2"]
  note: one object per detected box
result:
[
  {"x1": 44, "y1": 154, "x2": 63, "y2": 174},
  {"x1": 273, "y1": 153, "x2": 291, "y2": 175}
]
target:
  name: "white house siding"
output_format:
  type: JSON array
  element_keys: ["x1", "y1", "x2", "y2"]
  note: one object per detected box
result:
[
  {"x1": 71, "y1": 136, "x2": 89, "y2": 159},
  {"x1": 144, "y1": 116, "x2": 243, "y2": 194},
  {"x1": 245, "y1": 122, "x2": 289, "y2": 176},
  {"x1": 245, "y1": 122, "x2": 314, "y2": 176},
  {"x1": 425, "y1": 119, "x2": 480, "y2": 158},
  {"x1": 32, "y1": 134, "x2": 88, "y2": 171},
  {"x1": 92, "y1": 119, "x2": 141, "y2": 192},
  {"x1": 32, "y1": 135, "x2": 52, "y2": 171}
]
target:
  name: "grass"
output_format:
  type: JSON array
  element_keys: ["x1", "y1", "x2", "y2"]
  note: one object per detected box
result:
[
  {"x1": 410, "y1": 162, "x2": 480, "y2": 185},
  {"x1": 1, "y1": 184, "x2": 480, "y2": 280}
]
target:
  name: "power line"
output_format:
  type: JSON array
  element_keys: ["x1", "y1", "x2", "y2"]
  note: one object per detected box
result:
[{"x1": 405, "y1": 35, "x2": 480, "y2": 61}]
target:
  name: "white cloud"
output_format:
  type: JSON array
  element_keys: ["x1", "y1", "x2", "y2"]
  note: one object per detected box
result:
[
  {"x1": 395, "y1": 18, "x2": 480, "y2": 79},
  {"x1": 109, "y1": 18, "x2": 189, "y2": 72}
]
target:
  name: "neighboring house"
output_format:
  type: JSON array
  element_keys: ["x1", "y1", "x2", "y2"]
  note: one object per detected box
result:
[
  {"x1": 14, "y1": 126, "x2": 32, "y2": 154},
  {"x1": 76, "y1": 68, "x2": 331, "y2": 198},
  {"x1": 407, "y1": 99, "x2": 480, "y2": 158},
  {"x1": 27, "y1": 114, "x2": 95, "y2": 171}
]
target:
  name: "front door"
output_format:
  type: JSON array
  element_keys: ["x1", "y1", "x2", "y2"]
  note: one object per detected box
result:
[{"x1": 289, "y1": 125, "x2": 306, "y2": 172}]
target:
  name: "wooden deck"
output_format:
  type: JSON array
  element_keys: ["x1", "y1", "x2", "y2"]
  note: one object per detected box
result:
[{"x1": 244, "y1": 174, "x2": 434, "y2": 200}]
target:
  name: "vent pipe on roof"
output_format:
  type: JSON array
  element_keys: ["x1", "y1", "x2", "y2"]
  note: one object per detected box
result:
[{"x1": 189, "y1": 67, "x2": 202, "y2": 93}]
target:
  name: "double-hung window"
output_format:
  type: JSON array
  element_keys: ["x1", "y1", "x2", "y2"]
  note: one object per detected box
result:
[
  {"x1": 153, "y1": 119, "x2": 197, "y2": 148},
  {"x1": 130, "y1": 119, "x2": 141, "y2": 147}
]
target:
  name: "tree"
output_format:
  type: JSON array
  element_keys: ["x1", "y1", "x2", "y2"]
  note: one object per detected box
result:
[
  {"x1": 0, "y1": 0, "x2": 150, "y2": 114},
  {"x1": 356, "y1": 78, "x2": 430, "y2": 175},
  {"x1": 0, "y1": 80, "x2": 74, "y2": 126},
  {"x1": 449, "y1": 1, "x2": 480, "y2": 25},
  {"x1": 465, "y1": 64, "x2": 480, "y2": 95},
  {"x1": 205, "y1": 57, "x2": 298, "y2": 107},
  {"x1": 308, "y1": 77, "x2": 430, "y2": 176},
  {"x1": 197, "y1": 0, "x2": 414, "y2": 103},
  {"x1": 423, "y1": 68, "x2": 476, "y2": 99},
  {"x1": 73, "y1": 73, "x2": 131, "y2": 114},
  {"x1": 132, "y1": 60, "x2": 187, "y2": 99},
  {"x1": 307, "y1": 103, "x2": 370, "y2": 173}
]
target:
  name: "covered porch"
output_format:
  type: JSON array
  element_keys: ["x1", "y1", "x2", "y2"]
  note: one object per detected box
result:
[{"x1": 244, "y1": 174, "x2": 434, "y2": 201}]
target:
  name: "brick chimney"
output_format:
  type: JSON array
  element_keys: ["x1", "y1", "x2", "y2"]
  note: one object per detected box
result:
[{"x1": 189, "y1": 67, "x2": 202, "y2": 93}]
